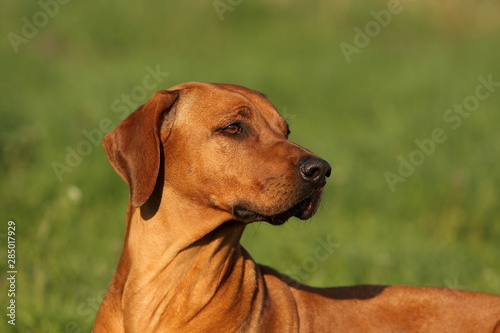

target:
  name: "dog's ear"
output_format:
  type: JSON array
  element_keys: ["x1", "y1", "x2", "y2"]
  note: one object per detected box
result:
[{"x1": 103, "y1": 90, "x2": 179, "y2": 208}]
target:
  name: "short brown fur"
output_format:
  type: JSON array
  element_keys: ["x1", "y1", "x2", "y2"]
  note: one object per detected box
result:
[{"x1": 94, "y1": 82, "x2": 500, "y2": 332}]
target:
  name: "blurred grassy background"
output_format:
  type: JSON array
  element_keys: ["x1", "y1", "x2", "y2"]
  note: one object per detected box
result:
[{"x1": 1, "y1": 0, "x2": 499, "y2": 331}]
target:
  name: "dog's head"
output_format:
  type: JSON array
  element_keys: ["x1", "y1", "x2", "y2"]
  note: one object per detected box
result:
[{"x1": 103, "y1": 82, "x2": 331, "y2": 225}]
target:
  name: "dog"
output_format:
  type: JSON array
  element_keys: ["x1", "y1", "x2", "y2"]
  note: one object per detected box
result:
[{"x1": 93, "y1": 82, "x2": 500, "y2": 332}]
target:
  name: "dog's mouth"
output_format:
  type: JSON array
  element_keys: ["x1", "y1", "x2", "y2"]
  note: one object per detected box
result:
[{"x1": 232, "y1": 189, "x2": 324, "y2": 225}]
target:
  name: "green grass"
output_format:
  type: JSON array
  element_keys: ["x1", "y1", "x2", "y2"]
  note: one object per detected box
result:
[{"x1": 1, "y1": 1, "x2": 499, "y2": 331}]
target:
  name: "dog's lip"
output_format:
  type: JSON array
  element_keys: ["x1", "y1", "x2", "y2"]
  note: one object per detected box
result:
[
  {"x1": 292, "y1": 190, "x2": 322, "y2": 221},
  {"x1": 232, "y1": 189, "x2": 323, "y2": 225}
]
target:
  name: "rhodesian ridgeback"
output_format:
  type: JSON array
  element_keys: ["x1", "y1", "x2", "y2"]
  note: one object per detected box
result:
[{"x1": 94, "y1": 82, "x2": 500, "y2": 332}]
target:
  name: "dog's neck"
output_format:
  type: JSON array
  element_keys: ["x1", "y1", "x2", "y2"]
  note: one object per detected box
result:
[
  {"x1": 125, "y1": 203, "x2": 246, "y2": 281},
  {"x1": 112, "y1": 190, "x2": 271, "y2": 331}
]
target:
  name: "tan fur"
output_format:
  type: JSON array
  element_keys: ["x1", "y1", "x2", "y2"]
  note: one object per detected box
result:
[{"x1": 94, "y1": 82, "x2": 500, "y2": 332}]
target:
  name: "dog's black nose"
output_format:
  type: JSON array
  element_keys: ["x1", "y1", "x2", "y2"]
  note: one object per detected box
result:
[{"x1": 299, "y1": 156, "x2": 332, "y2": 185}]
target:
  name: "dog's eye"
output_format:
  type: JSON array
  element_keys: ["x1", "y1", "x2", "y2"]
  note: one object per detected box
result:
[{"x1": 221, "y1": 123, "x2": 242, "y2": 136}]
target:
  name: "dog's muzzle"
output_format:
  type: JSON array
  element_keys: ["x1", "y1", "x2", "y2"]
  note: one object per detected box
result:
[{"x1": 232, "y1": 156, "x2": 331, "y2": 225}]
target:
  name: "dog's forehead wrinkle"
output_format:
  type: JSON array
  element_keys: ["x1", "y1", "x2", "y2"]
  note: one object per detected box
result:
[
  {"x1": 237, "y1": 107, "x2": 251, "y2": 118},
  {"x1": 259, "y1": 108, "x2": 289, "y2": 138},
  {"x1": 172, "y1": 83, "x2": 290, "y2": 137},
  {"x1": 180, "y1": 88, "x2": 257, "y2": 122},
  {"x1": 210, "y1": 83, "x2": 277, "y2": 116},
  {"x1": 219, "y1": 105, "x2": 254, "y2": 121}
]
